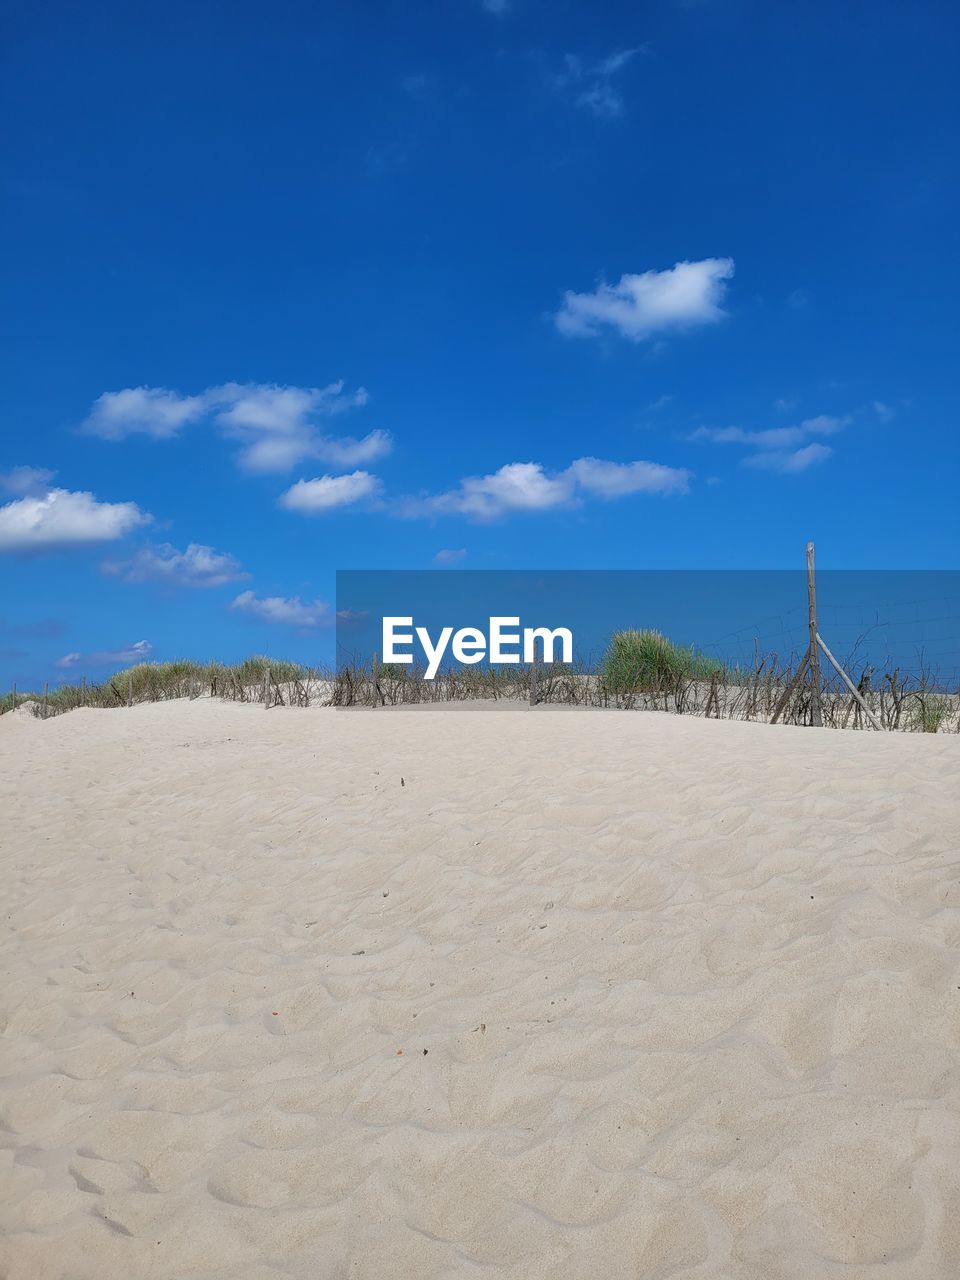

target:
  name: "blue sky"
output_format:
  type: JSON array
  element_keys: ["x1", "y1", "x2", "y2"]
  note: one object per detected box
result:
[{"x1": 2, "y1": 0, "x2": 958, "y2": 685}]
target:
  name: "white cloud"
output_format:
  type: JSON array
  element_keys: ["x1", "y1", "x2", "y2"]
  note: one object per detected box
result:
[
  {"x1": 279, "y1": 470, "x2": 382, "y2": 514},
  {"x1": 55, "y1": 639, "x2": 153, "y2": 670},
  {"x1": 799, "y1": 414, "x2": 849, "y2": 436},
  {"x1": 873, "y1": 400, "x2": 896, "y2": 422},
  {"x1": 230, "y1": 590, "x2": 329, "y2": 629},
  {"x1": 421, "y1": 462, "x2": 571, "y2": 519},
  {"x1": 403, "y1": 456, "x2": 689, "y2": 521},
  {"x1": 211, "y1": 382, "x2": 373, "y2": 472},
  {"x1": 101, "y1": 542, "x2": 247, "y2": 588},
  {"x1": 691, "y1": 414, "x2": 849, "y2": 453},
  {"x1": 84, "y1": 387, "x2": 208, "y2": 440},
  {"x1": 83, "y1": 381, "x2": 387, "y2": 474},
  {"x1": 434, "y1": 548, "x2": 467, "y2": 564},
  {"x1": 692, "y1": 425, "x2": 807, "y2": 448},
  {"x1": 0, "y1": 466, "x2": 56, "y2": 496},
  {"x1": 316, "y1": 430, "x2": 391, "y2": 468},
  {"x1": 552, "y1": 48, "x2": 643, "y2": 119},
  {"x1": 567, "y1": 456, "x2": 690, "y2": 497},
  {"x1": 576, "y1": 83, "x2": 624, "y2": 120},
  {"x1": 556, "y1": 258, "x2": 734, "y2": 342},
  {"x1": 743, "y1": 443, "x2": 833, "y2": 473},
  {"x1": 0, "y1": 488, "x2": 151, "y2": 553}
]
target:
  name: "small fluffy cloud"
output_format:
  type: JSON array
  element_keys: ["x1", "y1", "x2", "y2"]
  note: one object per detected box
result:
[
  {"x1": 404, "y1": 456, "x2": 689, "y2": 521},
  {"x1": 873, "y1": 400, "x2": 896, "y2": 422},
  {"x1": 434, "y1": 548, "x2": 467, "y2": 564},
  {"x1": 315, "y1": 430, "x2": 391, "y2": 469},
  {"x1": 553, "y1": 48, "x2": 643, "y2": 119},
  {"x1": 211, "y1": 382, "x2": 374, "y2": 472},
  {"x1": 691, "y1": 414, "x2": 849, "y2": 475},
  {"x1": 279, "y1": 470, "x2": 382, "y2": 514},
  {"x1": 556, "y1": 258, "x2": 734, "y2": 342},
  {"x1": 567, "y1": 457, "x2": 689, "y2": 498},
  {"x1": 83, "y1": 387, "x2": 208, "y2": 440},
  {"x1": 55, "y1": 639, "x2": 153, "y2": 670},
  {"x1": 798, "y1": 414, "x2": 849, "y2": 436},
  {"x1": 0, "y1": 488, "x2": 151, "y2": 553},
  {"x1": 230, "y1": 591, "x2": 329, "y2": 629},
  {"x1": 0, "y1": 466, "x2": 56, "y2": 496},
  {"x1": 83, "y1": 382, "x2": 388, "y2": 474},
  {"x1": 102, "y1": 542, "x2": 247, "y2": 588},
  {"x1": 744, "y1": 443, "x2": 833, "y2": 474},
  {"x1": 424, "y1": 462, "x2": 570, "y2": 519}
]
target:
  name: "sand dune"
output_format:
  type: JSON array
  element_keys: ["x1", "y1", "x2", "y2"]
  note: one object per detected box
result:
[{"x1": 1, "y1": 700, "x2": 958, "y2": 1279}]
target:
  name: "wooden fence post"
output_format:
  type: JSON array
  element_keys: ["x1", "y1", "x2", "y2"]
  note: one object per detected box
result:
[
  {"x1": 806, "y1": 541, "x2": 823, "y2": 727},
  {"x1": 263, "y1": 665, "x2": 271, "y2": 710},
  {"x1": 43, "y1": 682, "x2": 48, "y2": 718},
  {"x1": 372, "y1": 650, "x2": 380, "y2": 707},
  {"x1": 529, "y1": 655, "x2": 538, "y2": 707}
]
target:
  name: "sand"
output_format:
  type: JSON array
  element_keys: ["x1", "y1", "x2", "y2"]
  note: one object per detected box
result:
[{"x1": 1, "y1": 699, "x2": 958, "y2": 1279}]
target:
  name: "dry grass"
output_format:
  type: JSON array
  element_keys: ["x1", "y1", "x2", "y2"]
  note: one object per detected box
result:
[{"x1": 4, "y1": 651, "x2": 957, "y2": 733}]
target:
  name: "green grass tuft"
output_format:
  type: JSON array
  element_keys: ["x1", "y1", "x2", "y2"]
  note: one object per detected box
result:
[
  {"x1": 601, "y1": 629, "x2": 721, "y2": 694},
  {"x1": 911, "y1": 695, "x2": 953, "y2": 734}
]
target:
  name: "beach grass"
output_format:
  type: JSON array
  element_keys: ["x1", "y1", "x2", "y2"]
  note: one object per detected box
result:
[
  {"x1": 600, "y1": 628, "x2": 722, "y2": 694},
  {"x1": 3, "y1": 647, "x2": 956, "y2": 733}
]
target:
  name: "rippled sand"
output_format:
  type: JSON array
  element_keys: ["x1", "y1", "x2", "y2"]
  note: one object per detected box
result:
[{"x1": 2, "y1": 700, "x2": 959, "y2": 1279}]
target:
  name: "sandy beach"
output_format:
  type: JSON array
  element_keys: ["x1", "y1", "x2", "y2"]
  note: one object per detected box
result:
[{"x1": 1, "y1": 700, "x2": 959, "y2": 1279}]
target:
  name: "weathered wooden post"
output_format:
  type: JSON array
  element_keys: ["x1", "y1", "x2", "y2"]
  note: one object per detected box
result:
[
  {"x1": 43, "y1": 682, "x2": 49, "y2": 718},
  {"x1": 816, "y1": 631, "x2": 883, "y2": 731},
  {"x1": 806, "y1": 541, "x2": 823, "y2": 727},
  {"x1": 372, "y1": 650, "x2": 380, "y2": 707},
  {"x1": 127, "y1": 669, "x2": 133, "y2": 708},
  {"x1": 263, "y1": 665, "x2": 271, "y2": 710},
  {"x1": 529, "y1": 655, "x2": 538, "y2": 707},
  {"x1": 11, "y1": 682, "x2": 16, "y2": 711}
]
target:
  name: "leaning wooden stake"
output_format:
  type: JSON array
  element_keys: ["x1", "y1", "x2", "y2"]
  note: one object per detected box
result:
[
  {"x1": 806, "y1": 541, "x2": 823, "y2": 727},
  {"x1": 372, "y1": 650, "x2": 380, "y2": 707},
  {"x1": 43, "y1": 682, "x2": 49, "y2": 718},
  {"x1": 770, "y1": 651, "x2": 809, "y2": 724},
  {"x1": 263, "y1": 665, "x2": 271, "y2": 710},
  {"x1": 816, "y1": 632, "x2": 883, "y2": 731},
  {"x1": 529, "y1": 655, "x2": 538, "y2": 707}
]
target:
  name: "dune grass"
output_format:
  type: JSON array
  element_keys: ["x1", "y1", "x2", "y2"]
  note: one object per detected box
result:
[
  {"x1": 600, "y1": 629, "x2": 722, "y2": 695},
  {"x1": 0, "y1": 656, "x2": 311, "y2": 716},
  {"x1": 2, "y1": 646, "x2": 955, "y2": 732},
  {"x1": 911, "y1": 694, "x2": 954, "y2": 734}
]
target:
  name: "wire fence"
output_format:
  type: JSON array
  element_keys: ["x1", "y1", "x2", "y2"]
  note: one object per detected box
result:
[
  {"x1": 3, "y1": 647, "x2": 957, "y2": 733},
  {"x1": 700, "y1": 595, "x2": 960, "y2": 685},
  {"x1": 4, "y1": 570, "x2": 959, "y2": 733}
]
